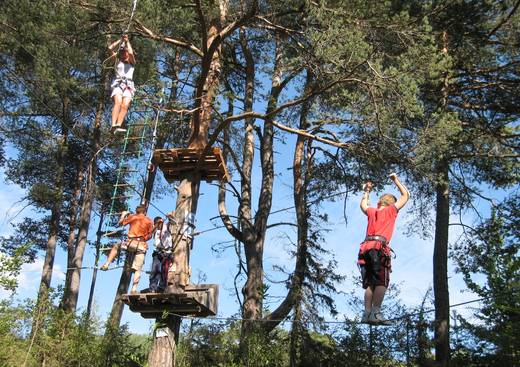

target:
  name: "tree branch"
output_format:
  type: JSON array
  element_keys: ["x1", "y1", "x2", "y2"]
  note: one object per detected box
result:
[{"x1": 133, "y1": 19, "x2": 203, "y2": 57}]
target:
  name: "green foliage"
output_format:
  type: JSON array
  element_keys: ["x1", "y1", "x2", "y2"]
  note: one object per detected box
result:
[
  {"x1": 452, "y1": 195, "x2": 520, "y2": 366},
  {"x1": 177, "y1": 321, "x2": 289, "y2": 367},
  {"x1": 0, "y1": 291, "x2": 150, "y2": 367},
  {"x1": 0, "y1": 241, "x2": 31, "y2": 292}
]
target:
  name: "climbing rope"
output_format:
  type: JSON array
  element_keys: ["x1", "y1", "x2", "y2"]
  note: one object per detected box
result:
[{"x1": 123, "y1": 0, "x2": 138, "y2": 35}]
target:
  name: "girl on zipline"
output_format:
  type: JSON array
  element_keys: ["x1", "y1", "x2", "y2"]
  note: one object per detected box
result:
[{"x1": 108, "y1": 34, "x2": 135, "y2": 133}]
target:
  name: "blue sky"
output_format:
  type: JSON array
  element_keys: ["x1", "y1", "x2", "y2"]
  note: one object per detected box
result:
[{"x1": 0, "y1": 131, "x2": 488, "y2": 335}]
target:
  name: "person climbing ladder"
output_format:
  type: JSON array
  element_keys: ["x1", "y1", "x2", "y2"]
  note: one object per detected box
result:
[
  {"x1": 108, "y1": 34, "x2": 136, "y2": 133},
  {"x1": 358, "y1": 173, "x2": 410, "y2": 325},
  {"x1": 101, "y1": 205, "x2": 153, "y2": 293}
]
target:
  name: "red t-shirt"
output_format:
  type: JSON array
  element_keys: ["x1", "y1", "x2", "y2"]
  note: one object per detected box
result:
[{"x1": 365, "y1": 205, "x2": 398, "y2": 246}]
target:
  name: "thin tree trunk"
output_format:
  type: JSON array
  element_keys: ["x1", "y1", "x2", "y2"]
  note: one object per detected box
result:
[
  {"x1": 240, "y1": 35, "x2": 282, "y2": 338},
  {"x1": 32, "y1": 113, "x2": 68, "y2": 335},
  {"x1": 288, "y1": 74, "x2": 313, "y2": 366},
  {"x1": 433, "y1": 31, "x2": 451, "y2": 367},
  {"x1": 86, "y1": 212, "x2": 104, "y2": 320},
  {"x1": 61, "y1": 160, "x2": 84, "y2": 309},
  {"x1": 63, "y1": 63, "x2": 106, "y2": 313},
  {"x1": 433, "y1": 159, "x2": 450, "y2": 367},
  {"x1": 262, "y1": 71, "x2": 314, "y2": 335}
]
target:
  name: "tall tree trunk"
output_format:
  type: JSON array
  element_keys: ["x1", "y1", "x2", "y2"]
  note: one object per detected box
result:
[
  {"x1": 32, "y1": 107, "x2": 69, "y2": 335},
  {"x1": 433, "y1": 159, "x2": 450, "y2": 367},
  {"x1": 61, "y1": 160, "x2": 84, "y2": 309},
  {"x1": 240, "y1": 35, "x2": 282, "y2": 338},
  {"x1": 433, "y1": 31, "x2": 451, "y2": 367},
  {"x1": 62, "y1": 65, "x2": 106, "y2": 313},
  {"x1": 288, "y1": 74, "x2": 313, "y2": 366},
  {"x1": 262, "y1": 71, "x2": 314, "y2": 336},
  {"x1": 288, "y1": 134, "x2": 309, "y2": 366},
  {"x1": 148, "y1": 5, "x2": 227, "y2": 367}
]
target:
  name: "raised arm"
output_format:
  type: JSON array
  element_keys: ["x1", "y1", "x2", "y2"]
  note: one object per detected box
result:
[
  {"x1": 360, "y1": 181, "x2": 373, "y2": 215},
  {"x1": 118, "y1": 210, "x2": 130, "y2": 226},
  {"x1": 389, "y1": 173, "x2": 410, "y2": 210},
  {"x1": 122, "y1": 34, "x2": 136, "y2": 64},
  {"x1": 107, "y1": 38, "x2": 122, "y2": 59}
]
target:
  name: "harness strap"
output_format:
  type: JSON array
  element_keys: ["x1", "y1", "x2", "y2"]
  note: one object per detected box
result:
[
  {"x1": 365, "y1": 235, "x2": 388, "y2": 244},
  {"x1": 358, "y1": 235, "x2": 395, "y2": 265},
  {"x1": 128, "y1": 235, "x2": 146, "y2": 241}
]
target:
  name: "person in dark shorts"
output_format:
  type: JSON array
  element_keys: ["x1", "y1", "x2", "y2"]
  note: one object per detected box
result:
[{"x1": 358, "y1": 173, "x2": 410, "y2": 325}]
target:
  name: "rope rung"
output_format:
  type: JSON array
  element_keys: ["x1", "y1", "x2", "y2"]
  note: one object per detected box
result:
[{"x1": 111, "y1": 195, "x2": 132, "y2": 200}]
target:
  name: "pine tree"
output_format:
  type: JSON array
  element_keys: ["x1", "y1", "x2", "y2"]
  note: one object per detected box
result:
[{"x1": 452, "y1": 196, "x2": 520, "y2": 366}]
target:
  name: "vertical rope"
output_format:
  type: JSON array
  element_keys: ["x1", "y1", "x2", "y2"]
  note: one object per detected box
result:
[{"x1": 124, "y1": 0, "x2": 138, "y2": 34}]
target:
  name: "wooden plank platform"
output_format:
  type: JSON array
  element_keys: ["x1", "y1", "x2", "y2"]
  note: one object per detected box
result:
[
  {"x1": 152, "y1": 147, "x2": 230, "y2": 183},
  {"x1": 122, "y1": 284, "x2": 219, "y2": 319}
]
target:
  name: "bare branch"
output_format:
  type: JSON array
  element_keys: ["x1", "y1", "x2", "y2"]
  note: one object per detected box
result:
[
  {"x1": 133, "y1": 19, "x2": 203, "y2": 57},
  {"x1": 266, "y1": 222, "x2": 298, "y2": 230},
  {"x1": 488, "y1": 0, "x2": 520, "y2": 38}
]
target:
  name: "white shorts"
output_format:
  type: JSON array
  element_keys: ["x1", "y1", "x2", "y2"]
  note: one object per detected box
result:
[{"x1": 111, "y1": 85, "x2": 135, "y2": 99}]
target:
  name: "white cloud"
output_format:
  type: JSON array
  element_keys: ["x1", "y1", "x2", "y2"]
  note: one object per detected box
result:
[{"x1": 0, "y1": 258, "x2": 66, "y2": 300}]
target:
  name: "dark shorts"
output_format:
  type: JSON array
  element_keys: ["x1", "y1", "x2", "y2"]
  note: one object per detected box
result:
[{"x1": 359, "y1": 249, "x2": 391, "y2": 289}]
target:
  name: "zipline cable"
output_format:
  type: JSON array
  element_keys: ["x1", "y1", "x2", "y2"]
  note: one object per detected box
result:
[{"x1": 162, "y1": 288, "x2": 520, "y2": 325}]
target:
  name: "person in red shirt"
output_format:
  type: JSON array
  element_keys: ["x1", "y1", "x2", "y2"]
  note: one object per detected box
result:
[
  {"x1": 359, "y1": 173, "x2": 410, "y2": 325},
  {"x1": 101, "y1": 205, "x2": 154, "y2": 293}
]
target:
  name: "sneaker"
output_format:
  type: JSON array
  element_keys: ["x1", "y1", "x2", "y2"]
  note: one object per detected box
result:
[
  {"x1": 114, "y1": 127, "x2": 127, "y2": 134},
  {"x1": 369, "y1": 311, "x2": 392, "y2": 326}
]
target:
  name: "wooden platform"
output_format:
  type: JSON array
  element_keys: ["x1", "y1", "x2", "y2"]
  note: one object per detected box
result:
[
  {"x1": 152, "y1": 147, "x2": 230, "y2": 183},
  {"x1": 122, "y1": 284, "x2": 219, "y2": 319}
]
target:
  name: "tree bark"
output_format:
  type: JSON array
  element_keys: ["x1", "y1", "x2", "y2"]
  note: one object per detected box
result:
[
  {"x1": 262, "y1": 71, "x2": 314, "y2": 335},
  {"x1": 62, "y1": 62, "x2": 106, "y2": 313},
  {"x1": 433, "y1": 159, "x2": 450, "y2": 367},
  {"x1": 433, "y1": 31, "x2": 451, "y2": 367},
  {"x1": 148, "y1": 4, "x2": 229, "y2": 366},
  {"x1": 32, "y1": 106, "x2": 68, "y2": 335},
  {"x1": 61, "y1": 159, "x2": 84, "y2": 309},
  {"x1": 148, "y1": 316, "x2": 181, "y2": 367}
]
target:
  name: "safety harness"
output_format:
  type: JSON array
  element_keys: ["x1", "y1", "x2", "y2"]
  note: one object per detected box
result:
[
  {"x1": 357, "y1": 235, "x2": 393, "y2": 266},
  {"x1": 121, "y1": 235, "x2": 147, "y2": 254},
  {"x1": 111, "y1": 75, "x2": 135, "y2": 94}
]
